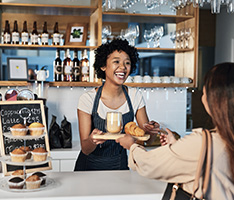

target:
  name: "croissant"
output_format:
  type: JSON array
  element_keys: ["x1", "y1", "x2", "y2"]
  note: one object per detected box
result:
[{"x1": 124, "y1": 122, "x2": 145, "y2": 137}]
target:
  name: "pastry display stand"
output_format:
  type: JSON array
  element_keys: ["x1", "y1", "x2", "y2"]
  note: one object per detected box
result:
[{"x1": 0, "y1": 132, "x2": 54, "y2": 192}]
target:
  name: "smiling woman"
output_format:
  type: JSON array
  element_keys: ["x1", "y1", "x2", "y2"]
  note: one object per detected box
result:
[{"x1": 74, "y1": 39, "x2": 161, "y2": 171}]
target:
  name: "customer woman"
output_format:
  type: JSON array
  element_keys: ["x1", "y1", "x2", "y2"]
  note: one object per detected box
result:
[
  {"x1": 74, "y1": 39, "x2": 160, "y2": 171},
  {"x1": 116, "y1": 63, "x2": 234, "y2": 199}
]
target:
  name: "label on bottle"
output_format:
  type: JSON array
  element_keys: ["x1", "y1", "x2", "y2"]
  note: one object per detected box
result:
[
  {"x1": 21, "y1": 32, "x2": 29, "y2": 43},
  {"x1": 12, "y1": 32, "x2": 19, "y2": 43},
  {"x1": 4, "y1": 33, "x2": 10, "y2": 43},
  {"x1": 81, "y1": 61, "x2": 89, "y2": 82},
  {"x1": 64, "y1": 63, "x2": 73, "y2": 75},
  {"x1": 74, "y1": 66, "x2": 81, "y2": 76},
  {"x1": 31, "y1": 34, "x2": 38, "y2": 44},
  {"x1": 41, "y1": 33, "x2": 49, "y2": 44},
  {"x1": 54, "y1": 61, "x2": 63, "y2": 74},
  {"x1": 53, "y1": 33, "x2": 60, "y2": 44}
]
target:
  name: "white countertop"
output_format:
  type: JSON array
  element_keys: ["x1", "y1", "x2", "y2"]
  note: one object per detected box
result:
[{"x1": 0, "y1": 171, "x2": 167, "y2": 200}]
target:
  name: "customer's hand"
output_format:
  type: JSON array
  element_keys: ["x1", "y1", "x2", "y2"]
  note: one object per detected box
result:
[
  {"x1": 90, "y1": 128, "x2": 106, "y2": 145},
  {"x1": 160, "y1": 128, "x2": 177, "y2": 146},
  {"x1": 116, "y1": 134, "x2": 135, "y2": 150}
]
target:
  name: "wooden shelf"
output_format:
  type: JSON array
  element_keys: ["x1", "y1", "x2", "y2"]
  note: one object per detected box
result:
[
  {"x1": 102, "y1": 12, "x2": 193, "y2": 23},
  {"x1": 0, "y1": 81, "x2": 29, "y2": 86},
  {"x1": 0, "y1": 44, "x2": 98, "y2": 50}
]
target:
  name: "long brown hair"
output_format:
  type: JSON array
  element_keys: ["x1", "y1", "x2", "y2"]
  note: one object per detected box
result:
[{"x1": 204, "y1": 62, "x2": 234, "y2": 182}]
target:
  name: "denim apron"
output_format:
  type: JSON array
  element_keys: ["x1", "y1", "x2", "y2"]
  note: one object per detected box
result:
[{"x1": 74, "y1": 84, "x2": 134, "y2": 171}]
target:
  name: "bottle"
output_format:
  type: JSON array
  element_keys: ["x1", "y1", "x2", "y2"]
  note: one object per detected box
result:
[
  {"x1": 41, "y1": 21, "x2": 49, "y2": 45},
  {"x1": 3, "y1": 20, "x2": 11, "y2": 44},
  {"x1": 63, "y1": 49, "x2": 73, "y2": 82},
  {"x1": 21, "y1": 21, "x2": 29, "y2": 45},
  {"x1": 53, "y1": 22, "x2": 60, "y2": 45},
  {"x1": 31, "y1": 21, "x2": 39, "y2": 45},
  {"x1": 12, "y1": 20, "x2": 19, "y2": 44},
  {"x1": 73, "y1": 51, "x2": 80, "y2": 81},
  {"x1": 80, "y1": 49, "x2": 89, "y2": 82},
  {"x1": 54, "y1": 50, "x2": 63, "y2": 81}
]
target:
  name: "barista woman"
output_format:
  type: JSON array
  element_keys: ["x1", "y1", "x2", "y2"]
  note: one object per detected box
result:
[{"x1": 74, "y1": 39, "x2": 160, "y2": 171}]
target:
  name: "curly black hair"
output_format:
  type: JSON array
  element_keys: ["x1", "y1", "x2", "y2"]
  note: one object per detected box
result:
[{"x1": 94, "y1": 39, "x2": 139, "y2": 79}]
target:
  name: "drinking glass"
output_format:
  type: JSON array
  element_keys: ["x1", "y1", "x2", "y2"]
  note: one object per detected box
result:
[
  {"x1": 170, "y1": 31, "x2": 176, "y2": 48},
  {"x1": 105, "y1": 112, "x2": 123, "y2": 134},
  {"x1": 184, "y1": 28, "x2": 191, "y2": 48},
  {"x1": 144, "y1": 29, "x2": 153, "y2": 48},
  {"x1": 102, "y1": 25, "x2": 112, "y2": 44}
]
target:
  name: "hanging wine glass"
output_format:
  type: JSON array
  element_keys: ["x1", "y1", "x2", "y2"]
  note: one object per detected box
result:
[
  {"x1": 102, "y1": 25, "x2": 112, "y2": 44},
  {"x1": 144, "y1": 29, "x2": 153, "y2": 48}
]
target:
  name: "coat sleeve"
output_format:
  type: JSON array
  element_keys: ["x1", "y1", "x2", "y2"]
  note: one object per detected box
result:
[{"x1": 128, "y1": 130, "x2": 203, "y2": 183}]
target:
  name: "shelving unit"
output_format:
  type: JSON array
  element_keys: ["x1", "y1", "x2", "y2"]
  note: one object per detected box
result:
[{"x1": 0, "y1": 0, "x2": 199, "y2": 88}]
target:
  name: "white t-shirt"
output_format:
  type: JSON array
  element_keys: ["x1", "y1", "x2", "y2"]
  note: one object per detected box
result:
[{"x1": 78, "y1": 87, "x2": 145, "y2": 119}]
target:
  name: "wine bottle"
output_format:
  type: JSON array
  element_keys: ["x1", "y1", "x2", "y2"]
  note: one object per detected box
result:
[
  {"x1": 80, "y1": 49, "x2": 89, "y2": 82},
  {"x1": 54, "y1": 50, "x2": 63, "y2": 81},
  {"x1": 63, "y1": 49, "x2": 73, "y2": 82},
  {"x1": 73, "y1": 51, "x2": 80, "y2": 81},
  {"x1": 12, "y1": 20, "x2": 19, "y2": 44},
  {"x1": 3, "y1": 20, "x2": 11, "y2": 44},
  {"x1": 31, "y1": 21, "x2": 39, "y2": 45},
  {"x1": 53, "y1": 22, "x2": 60, "y2": 45},
  {"x1": 21, "y1": 21, "x2": 29, "y2": 45},
  {"x1": 41, "y1": 21, "x2": 49, "y2": 45}
]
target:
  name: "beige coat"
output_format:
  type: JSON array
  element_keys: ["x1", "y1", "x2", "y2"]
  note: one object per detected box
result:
[{"x1": 128, "y1": 128, "x2": 234, "y2": 199}]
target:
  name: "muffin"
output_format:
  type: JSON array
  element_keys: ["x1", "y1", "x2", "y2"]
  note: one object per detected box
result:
[
  {"x1": 25, "y1": 175, "x2": 42, "y2": 189},
  {"x1": 10, "y1": 124, "x2": 28, "y2": 136},
  {"x1": 11, "y1": 170, "x2": 26, "y2": 179},
  {"x1": 32, "y1": 172, "x2": 46, "y2": 185},
  {"x1": 19, "y1": 146, "x2": 32, "y2": 159},
  {"x1": 28, "y1": 122, "x2": 45, "y2": 136},
  {"x1": 31, "y1": 147, "x2": 48, "y2": 162},
  {"x1": 8, "y1": 177, "x2": 25, "y2": 189},
  {"x1": 10, "y1": 148, "x2": 27, "y2": 162}
]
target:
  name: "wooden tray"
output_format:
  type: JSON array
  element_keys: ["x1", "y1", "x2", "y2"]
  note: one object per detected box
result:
[{"x1": 92, "y1": 133, "x2": 150, "y2": 141}]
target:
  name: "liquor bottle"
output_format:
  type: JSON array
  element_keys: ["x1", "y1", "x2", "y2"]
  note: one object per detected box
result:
[
  {"x1": 80, "y1": 49, "x2": 89, "y2": 82},
  {"x1": 54, "y1": 50, "x2": 63, "y2": 81},
  {"x1": 31, "y1": 21, "x2": 39, "y2": 45},
  {"x1": 41, "y1": 21, "x2": 49, "y2": 45},
  {"x1": 21, "y1": 21, "x2": 29, "y2": 45},
  {"x1": 12, "y1": 20, "x2": 19, "y2": 44},
  {"x1": 3, "y1": 20, "x2": 11, "y2": 44},
  {"x1": 63, "y1": 49, "x2": 73, "y2": 82},
  {"x1": 53, "y1": 22, "x2": 60, "y2": 45},
  {"x1": 73, "y1": 51, "x2": 80, "y2": 81}
]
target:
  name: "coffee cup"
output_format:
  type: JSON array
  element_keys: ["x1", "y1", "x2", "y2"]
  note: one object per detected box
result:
[
  {"x1": 161, "y1": 76, "x2": 171, "y2": 83},
  {"x1": 170, "y1": 76, "x2": 180, "y2": 84},
  {"x1": 125, "y1": 76, "x2": 133, "y2": 83},
  {"x1": 143, "y1": 75, "x2": 152, "y2": 83},
  {"x1": 106, "y1": 112, "x2": 123, "y2": 134},
  {"x1": 153, "y1": 76, "x2": 161, "y2": 83},
  {"x1": 180, "y1": 77, "x2": 192, "y2": 84},
  {"x1": 133, "y1": 75, "x2": 143, "y2": 83}
]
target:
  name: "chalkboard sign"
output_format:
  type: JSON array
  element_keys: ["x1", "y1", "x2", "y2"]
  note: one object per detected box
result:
[{"x1": 0, "y1": 100, "x2": 52, "y2": 175}]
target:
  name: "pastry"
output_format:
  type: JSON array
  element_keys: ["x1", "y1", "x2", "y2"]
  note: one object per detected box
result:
[
  {"x1": 25, "y1": 175, "x2": 42, "y2": 189},
  {"x1": 19, "y1": 146, "x2": 32, "y2": 159},
  {"x1": 10, "y1": 148, "x2": 27, "y2": 162},
  {"x1": 28, "y1": 122, "x2": 45, "y2": 136},
  {"x1": 8, "y1": 177, "x2": 25, "y2": 189},
  {"x1": 32, "y1": 172, "x2": 47, "y2": 185},
  {"x1": 31, "y1": 147, "x2": 48, "y2": 162},
  {"x1": 124, "y1": 122, "x2": 145, "y2": 137},
  {"x1": 10, "y1": 123, "x2": 28, "y2": 136},
  {"x1": 11, "y1": 170, "x2": 26, "y2": 179}
]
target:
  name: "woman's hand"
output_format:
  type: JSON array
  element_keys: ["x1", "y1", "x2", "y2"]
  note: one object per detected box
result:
[
  {"x1": 90, "y1": 128, "x2": 106, "y2": 145},
  {"x1": 116, "y1": 134, "x2": 135, "y2": 150},
  {"x1": 160, "y1": 128, "x2": 177, "y2": 146}
]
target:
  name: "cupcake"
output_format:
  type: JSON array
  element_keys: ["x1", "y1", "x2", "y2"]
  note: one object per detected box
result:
[
  {"x1": 32, "y1": 172, "x2": 46, "y2": 185},
  {"x1": 8, "y1": 177, "x2": 25, "y2": 189},
  {"x1": 10, "y1": 148, "x2": 27, "y2": 162},
  {"x1": 25, "y1": 175, "x2": 42, "y2": 189},
  {"x1": 28, "y1": 122, "x2": 45, "y2": 136},
  {"x1": 11, "y1": 170, "x2": 26, "y2": 179},
  {"x1": 19, "y1": 146, "x2": 32, "y2": 159},
  {"x1": 10, "y1": 124, "x2": 28, "y2": 136},
  {"x1": 31, "y1": 147, "x2": 48, "y2": 162}
]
